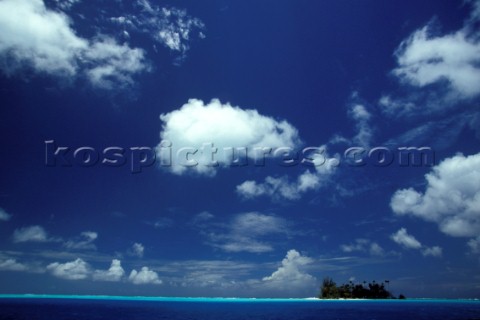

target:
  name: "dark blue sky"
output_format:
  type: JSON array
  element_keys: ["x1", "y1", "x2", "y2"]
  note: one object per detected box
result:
[{"x1": 0, "y1": 0, "x2": 479, "y2": 298}]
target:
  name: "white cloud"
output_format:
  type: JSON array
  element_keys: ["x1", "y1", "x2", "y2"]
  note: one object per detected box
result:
[
  {"x1": 468, "y1": 236, "x2": 480, "y2": 254},
  {"x1": 369, "y1": 242, "x2": 385, "y2": 256},
  {"x1": 128, "y1": 266, "x2": 162, "y2": 285},
  {"x1": 93, "y1": 259, "x2": 125, "y2": 282},
  {"x1": 0, "y1": 0, "x2": 148, "y2": 88},
  {"x1": 382, "y1": 0, "x2": 480, "y2": 117},
  {"x1": 13, "y1": 225, "x2": 51, "y2": 243},
  {"x1": 390, "y1": 228, "x2": 422, "y2": 249},
  {"x1": 237, "y1": 176, "x2": 304, "y2": 201},
  {"x1": 349, "y1": 104, "x2": 373, "y2": 147},
  {"x1": 0, "y1": 0, "x2": 86, "y2": 76},
  {"x1": 110, "y1": 0, "x2": 205, "y2": 63},
  {"x1": 157, "y1": 99, "x2": 301, "y2": 176},
  {"x1": 153, "y1": 217, "x2": 174, "y2": 229},
  {"x1": 47, "y1": 258, "x2": 90, "y2": 280},
  {"x1": 64, "y1": 231, "x2": 97, "y2": 250},
  {"x1": 390, "y1": 228, "x2": 442, "y2": 258},
  {"x1": 231, "y1": 212, "x2": 287, "y2": 236},
  {"x1": 328, "y1": 96, "x2": 374, "y2": 148},
  {"x1": 237, "y1": 169, "x2": 332, "y2": 201},
  {"x1": 391, "y1": 152, "x2": 480, "y2": 237},
  {"x1": 207, "y1": 212, "x2": 288, "y2": 253},
  {"x1": 340, "y1": 239, "x2": 385, "y2": 256},
  {"x1": 129, "y1": 243, "x2": 145, "y2": 258},
  {"x1": 83, "y1": 37, "x2": 148, "y2": 89},
  {"x1": 262, "y1": 250, "x2": 316, "y2": 290},
  {"x1": 236, "y1": 147, "x2": 337, "y2": 201},
  {"x1": 0, "y1": 258, "x2": 28, "y2": 272},
  {"x1": 53, "y1": 0, "x2": 80, "y2": 10},
  {"x1": 384, "y1": 113, "x2": 471, "y2": 150},
  {"x1": 191, "y1": 211, "x2": 214, "y2": 225},
  {"x1": 0, "y1": 208, "x2": 11, "y2": 221},
  {"x1": 422, "y1": 246, "x2": 443, "y2": 257},
  {"x1": 393, "y1": 21, "x2": 480, "y2": 99},
  {"x1": 155, "y1": 7, "x2": 204, "y2": 53}
]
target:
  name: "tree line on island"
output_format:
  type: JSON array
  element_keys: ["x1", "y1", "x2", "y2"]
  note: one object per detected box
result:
[{"x1": 319, "y1": 277, "x2": 406, "y2": 299}]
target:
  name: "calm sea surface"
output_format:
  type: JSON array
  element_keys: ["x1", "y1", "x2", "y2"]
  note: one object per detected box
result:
[{"x1": 0, "y1": 295, "x2": 479, "y2": 320}]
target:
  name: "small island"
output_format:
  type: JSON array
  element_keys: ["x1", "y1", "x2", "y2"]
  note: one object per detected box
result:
[{"x1": 319, "y1": 277, "x2": 406, "y2": 299}]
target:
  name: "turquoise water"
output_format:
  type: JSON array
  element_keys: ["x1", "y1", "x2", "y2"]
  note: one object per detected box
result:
[{"x1": 0, "y1": 294, "x2": 479, "y2": 319}]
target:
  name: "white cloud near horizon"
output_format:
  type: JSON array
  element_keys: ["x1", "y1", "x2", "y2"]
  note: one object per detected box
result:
[
  {"x1": 0, "y1": 0, "x2": 147, "y2": 88},
  {"x1": 0, "y1": 208, "x2": 11, "y2": 221},
  {"x1": 47, "y1": 258, "x2": 90, "y2": 280},
  {"x1": 390, "y1": 228, "x2": 442, "y2": 257},
  {"x1": 391, "y1": 152, "x2": 480, "y2": 238},
  {"x1": 262, "y1": 249, "x2": 316, "y2": 292},
  {"x1": 93, "y1": 259, "x2": 125, "y2": 282},
  {"x1": 0, "y1": 258, "x2": 28, "y2": 272},
  {"x1": 157, "y1": 99, "x2": 301, "y2": 176},
  {"x1": 128, "y1": 266, "x2": 162, "y2": 285}
]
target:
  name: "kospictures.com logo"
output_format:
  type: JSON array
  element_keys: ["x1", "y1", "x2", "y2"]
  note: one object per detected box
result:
[{"x1": 45, "y1": 140, "x2": 435, "y2": 173}]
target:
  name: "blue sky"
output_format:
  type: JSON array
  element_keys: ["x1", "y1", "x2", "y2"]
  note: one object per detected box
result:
[{"x1": 0, "y1": 0, "x2": 479, "y2": 298}]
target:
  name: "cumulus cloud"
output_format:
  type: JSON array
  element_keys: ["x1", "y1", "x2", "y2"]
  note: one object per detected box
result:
[
  {"x1": 0, "y1": 0, "x2": 148, "y2": 88},
  {"x1": 0, "y1": 258, "x2": 28, "y2": 272},
  {"x1": 47, "y1": 258, "x2": 90, "y2": 280},
  {"x1": 206, "y1": 212, "x2": 288, "y2": 253},
  {"x1": 93, "y1": 259, "x2": 125, "y2": 282},
  {"x1": 390, "y1": 228, "x2": 422, "y2": 249},
  {"x1": 13, "y1": 225, "x2": 52, "y2": 243},
  {"x1": 262, "y1": 250, "x2": 316, "y2": 291},
  {"x1": 128, "y1": 266, "x2": 162, "y2": 285},
  {"x1": 340, "y1": 239, "x2": 385, "y2": 256},
  {"x1": 64, "y1": 231, "x2": 97, "y2": 250},
  {"x1": 390, "y1": 228, "x2": 442, "y2": 257},
  {"x1": 157, "y1": 99, "x2": 301, "y2": 176},
  {"x1": 391, "y1": 152, "x2": 480, "y2": 237},
  {"x1": 128, "y1": 243, "x2": 145, "y2": 258},
  {"x1": 0, "y1": 208, "x2": 11, "y2": 221}
]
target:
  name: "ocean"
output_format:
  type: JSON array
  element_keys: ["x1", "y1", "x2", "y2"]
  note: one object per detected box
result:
[{"x1": 0, "y1": 295, "x2": 479, "y2": 320}]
